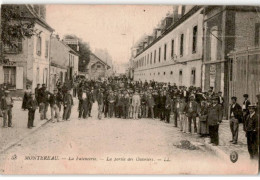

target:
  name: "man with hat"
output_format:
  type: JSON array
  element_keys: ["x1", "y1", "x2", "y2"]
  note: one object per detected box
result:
[
  {"x1": 1, "y1": 90, "x2": 14, "y2": 128},
  {"x1": 229, "y1": 96, "x2": 243, "y2": 144},
  {"x1": 26, "y1": 93, "x2": 38, "y2": 128},
  {"x1": 242, "y1": 94, "x2": 251, "y2": 124},
  {"x1": 244, "y1": 104, "x2": 259, "y2": 159},
  {"x1": 207, "y1": 96, "x2": 223, "y2": 146}
]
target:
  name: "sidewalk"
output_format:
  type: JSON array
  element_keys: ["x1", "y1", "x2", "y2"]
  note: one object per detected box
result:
[
  {"x1": 0, "y1": 100, "x2": 51, "y2": 153},
  {"x1": 204, "y1": 120, "x2": 249, "y2": 160},
  {"x1": 169, "y1": 118, "x2": 249, "y2": 161}
]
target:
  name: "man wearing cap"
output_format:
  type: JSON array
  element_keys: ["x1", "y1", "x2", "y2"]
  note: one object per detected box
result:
[
  {"x1": 229, "y1": 96, "x2": 243, "y2": 144},
  {"x1": 27, "y1": 93, "x2": 38, "y2": 128},
  {"x1": 1, "y1": 91, "x2": 14, "y2": 128},
  {"x1": 49, "y1": 89, "x2": 63, "y2": 122},
  {"x1": 244, "y1": 104, "x2": 259, "y2": 159}
]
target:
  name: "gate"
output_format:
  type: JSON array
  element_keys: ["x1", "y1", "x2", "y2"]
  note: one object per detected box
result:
[{"x1": 228, "y1": 47, "x2": 260, "y2": 105}]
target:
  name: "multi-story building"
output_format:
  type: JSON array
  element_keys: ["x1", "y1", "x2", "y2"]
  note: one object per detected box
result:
[
  {"x1": 0, "y1": 5, "x2": 54, "y2": 93},
  {"x1": 49, "y1": 35, "x2": 79, "y2": 92},
  {"x1": 133, "y1": 6, "x2": 204, "y2": 87},
  {"x1": 203, "y1": 6, "x2": 260, "y2": 114}
]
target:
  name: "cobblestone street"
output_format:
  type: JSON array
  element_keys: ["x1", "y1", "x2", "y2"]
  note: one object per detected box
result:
[{"x1": 0, "y1": 99, "x2": 258, "y2": 174}]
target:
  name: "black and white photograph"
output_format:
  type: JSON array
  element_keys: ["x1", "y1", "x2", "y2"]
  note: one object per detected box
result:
[{"x1": 0, "y1": 1, "x2": 259, "y2": 175}]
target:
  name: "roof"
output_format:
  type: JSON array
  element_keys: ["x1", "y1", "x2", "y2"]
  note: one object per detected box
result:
[
  {"x1": 90, "y1": 53, "x2": 111, "y2": 68},
  {"x1": 25, "y1": 5, "x2": 54, "y2": 32},
  {"x1": 135, "y1": 6, "x2": 202, "y2": 58}
]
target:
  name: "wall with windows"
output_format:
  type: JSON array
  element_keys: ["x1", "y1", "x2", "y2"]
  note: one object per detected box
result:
[
  {"x1": 133, "y1": 7, "x2": 203, "y2": 87},
  {"x1": 28, "y1": 22, "x2": 52, "y2": 90}
]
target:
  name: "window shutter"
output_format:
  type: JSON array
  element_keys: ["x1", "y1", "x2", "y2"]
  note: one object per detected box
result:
[
  {"x1": 45, "y1": 40, "x2": 49, "y2": 58},
  {"x1": 16, "y1": 67, "x2": 24, "y2": 89}
]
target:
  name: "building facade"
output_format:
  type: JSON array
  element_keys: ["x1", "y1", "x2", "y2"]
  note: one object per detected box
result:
[
  {"x1": 0, "y1": 5, "x2": 53, "y2": 93},
  {"x1": 203, "y1": 6, "x2": 260, "y2": 114},
  {"x1": 50, "y1": 36, "x2": 79, "y2": 92},
  {"x1": 87, "y1": 53, "x2": 110, "y2": 80},
  {"x1": 133, "y1": 6, "x2": 204, "y2": 87}
]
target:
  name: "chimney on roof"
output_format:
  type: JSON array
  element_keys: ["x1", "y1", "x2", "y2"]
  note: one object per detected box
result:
[{"x1": 172, "y1": 6, "x2": 179, "y2": 23}]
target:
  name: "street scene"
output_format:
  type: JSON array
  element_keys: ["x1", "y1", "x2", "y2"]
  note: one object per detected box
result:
[{"x1": 0, "y1": 4, "x2": 259, "y2": 174}]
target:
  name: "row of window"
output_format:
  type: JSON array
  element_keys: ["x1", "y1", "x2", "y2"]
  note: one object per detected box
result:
[
  {"x1": 135, "y1": 68, "x2": 196, "y2": 86},
  {"x1": 135, "y1": 25, "x2": 198, "y2": 69}
]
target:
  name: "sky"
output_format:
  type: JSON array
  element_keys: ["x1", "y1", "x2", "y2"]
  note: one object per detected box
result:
[{"x1": 46, "y1": 5, "x2": 173, "y2": 72}]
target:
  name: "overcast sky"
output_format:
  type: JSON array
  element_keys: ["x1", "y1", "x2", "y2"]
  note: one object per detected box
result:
[{"x1": 46, "y1": 5, "x2": 173, "y2": 69}]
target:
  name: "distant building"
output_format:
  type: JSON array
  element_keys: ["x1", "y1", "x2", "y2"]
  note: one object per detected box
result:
[
  {"x1": 133, "y1": 6, "x2": 204, "y2": 87},
  {"x1": 87, "y1": 53, "x2": 110, "y2": 80},
  {"x1": 0, "y1": 5, "x2": 54, "y2": 93},
  {"x1": 49, "y1": 36, "x2": 79, "y2": 92}
]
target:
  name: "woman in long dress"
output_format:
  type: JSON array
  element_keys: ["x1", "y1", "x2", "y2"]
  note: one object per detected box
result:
[
  {"x1": 198, "y1": 100, "x2": 209, "y2": 137},
  {"x1": 22, "y1": 85, "x2": 31, "y2": 110}
]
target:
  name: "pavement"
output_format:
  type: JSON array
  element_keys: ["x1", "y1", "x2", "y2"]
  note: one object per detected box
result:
[
  {"x1": 0, "y1": 100, "x2": 51, "y2": 153},
  {"x1": 0, "y1": 99, "x2": 258, "y2": 174}
]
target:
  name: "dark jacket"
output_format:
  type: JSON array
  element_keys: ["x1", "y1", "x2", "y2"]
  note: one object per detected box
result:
[
  {"x1": 230, "y1": 103, "x2": 243, "y2": 120},
  {"x1": 49, "y1": 93, "x2": 63, "y2": 108},
  {"x1": 38, "y1": 88, "x2": 50, "y2": 104},
  {"x1": 97, "y1": 92, "x2": 104, "y2": 105},
  {"x1": 184, "y1": 101, "x2": 199, "y2": 117},
  {"x1": 1, "y1": 96, "x2": 14, "y2": 110},
  {"x1": 244, "y1": 113, "x2": 258, "y2": 132},
  {"x1": 207, "y1": 104, "x2": 223, "y2": 126},
  {"x1": 27, "y1": 97, "x2": 38, "y2": 111},
  {"x1": 63, "y1": 93, "x2": 73, "y2": 107}
]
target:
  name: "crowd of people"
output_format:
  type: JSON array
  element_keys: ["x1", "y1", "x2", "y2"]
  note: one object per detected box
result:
[{"x1": 0, "y1": 77, "x2": 259, "y2": 160}]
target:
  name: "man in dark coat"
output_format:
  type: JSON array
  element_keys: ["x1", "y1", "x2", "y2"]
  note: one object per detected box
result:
[
  {"x1": 34, "y1": 84, "x2": 41, "y2": 103},
  {"x1": 38, "y1": 84, "x2": 50, "y2": 120},
  {"x1": 27, "y1": 93, "x2": 38, "y2": 128},
  {"x1": 244, "y1": 104, "x2": 259, "y2": 159},
  {"x1": 207, "y1": 97, "x2": 223, "y2": 146},
  {"x1": 242, "y1": 94, "x2": 251, "y2": 124},
  {"x1": 229, "y1": 96, "x2": 243, "y2": 144}
]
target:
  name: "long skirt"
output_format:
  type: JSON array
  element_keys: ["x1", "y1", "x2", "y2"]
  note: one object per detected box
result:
[{"x1": 199, "y1": 115, "x2": 209, "y2": 135}]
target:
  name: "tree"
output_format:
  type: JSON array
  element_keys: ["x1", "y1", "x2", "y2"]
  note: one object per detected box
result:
[
  {"x1": 64, "y1": 34, "x2": 92, "y2": 72},
  {"x1": 0, "y1": 5, "x2": 35, "y2": 63}
]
